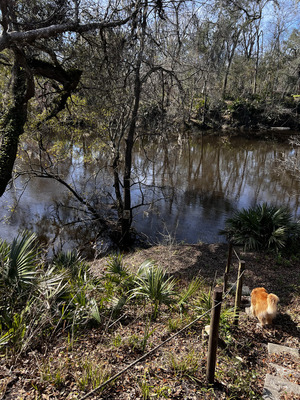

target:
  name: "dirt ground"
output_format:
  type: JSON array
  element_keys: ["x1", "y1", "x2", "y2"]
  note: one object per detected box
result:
[
  {"x1": 91, "y1": 242, "x2": 300, "y2": 313},
  {"x1": 2, "y1": 243, "x2": 299, "y2": 400}
]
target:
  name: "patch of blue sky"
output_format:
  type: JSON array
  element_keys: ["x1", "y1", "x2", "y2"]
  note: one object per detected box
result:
[{"x1": 261, "y1": 0, "x2": 299, "y2": 43}]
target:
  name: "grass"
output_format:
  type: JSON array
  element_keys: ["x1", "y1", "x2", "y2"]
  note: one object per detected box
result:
[
  {"x1": 75, "y1": 359, "x2": 111, "y2": 391},
  {"x1": 166, "y1": 349, "x2": 200, "y2": 377}
]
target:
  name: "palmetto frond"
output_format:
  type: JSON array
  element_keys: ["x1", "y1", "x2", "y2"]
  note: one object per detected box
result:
[
  {"x1": 107, "y1": 253, "x2": 128, "y2": 276},
  {"x1": 177, "y1": 277, "x2": 203, "y2": 312},
  {"x1": 37, "y1": 266, "x2": 69, "y2": 307},
  {"x1": 220, "y1": 203, "x2": 300, "y2": 251},
  {"x1": 0, "y1": 231, "x2": 39, "y2": 289},
  {"x1": 130, "y1": 260, "x2": 177, "y2": 318}
]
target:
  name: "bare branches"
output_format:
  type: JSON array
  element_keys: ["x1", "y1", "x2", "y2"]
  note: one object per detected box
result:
[{"x1": 0, "y1": 17, "x2": 132, "y2": 51}]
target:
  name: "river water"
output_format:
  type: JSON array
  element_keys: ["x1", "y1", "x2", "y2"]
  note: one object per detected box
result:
[{"x1": 0, "y1": 134, "x2": 299, "y2": 249}]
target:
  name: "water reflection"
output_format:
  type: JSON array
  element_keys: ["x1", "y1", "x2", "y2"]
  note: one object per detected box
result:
[
  {"x1": 131, "y1": 136, "x2": 300, "y2": 243},
  {"x1": 0, "y1": 134, "x2": 299, "y2": 248}
]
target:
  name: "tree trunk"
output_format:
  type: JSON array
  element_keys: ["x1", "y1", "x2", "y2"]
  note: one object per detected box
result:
[
  {"x1": 121, "y1": 68, "x2": 142, "y2": 245},
  {"x1": 0, "y1": 60, "x2": 30, "y2": 196},
  {"x1": 121, "y1": 4, "x2": 147, "y2": 246}
]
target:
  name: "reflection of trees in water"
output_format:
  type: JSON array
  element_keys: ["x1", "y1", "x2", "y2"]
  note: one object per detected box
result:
[
  {"x1": 3, "y1": 135, "x2": 300, "y2": 246},
  {"x1": 131, "y1": 136, "x2": 300, "y2": 224}
]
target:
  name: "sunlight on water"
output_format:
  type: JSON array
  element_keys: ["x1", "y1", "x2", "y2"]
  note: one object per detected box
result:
[{"x1": 0, "y1": 135, "x2": 299, "y2": 247}]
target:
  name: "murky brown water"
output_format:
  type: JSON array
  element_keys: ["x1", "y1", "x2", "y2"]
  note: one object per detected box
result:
[{"x1": 1, "y1": 134, "x2": 299, "y2": 249}]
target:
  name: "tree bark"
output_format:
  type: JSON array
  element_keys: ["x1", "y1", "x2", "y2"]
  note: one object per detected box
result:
[
  {"x1": 121, "y1": 3, "x2": 147, "y2": 246},
  {"x1": 0, "y1": 18, "x2": 132, "y2": 52},
  {"x1": 0, "y1": 59, "x2": 31, "y2": 196}
]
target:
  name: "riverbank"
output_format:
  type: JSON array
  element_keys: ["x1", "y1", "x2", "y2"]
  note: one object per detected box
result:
[
  {"x1": 92, "y1": 242, "x2": 300, "y2": 314},
  {"x1": 187, "y1": 122, "x2": 300, "y2": 143},
  {"x1": 185, "y1": 96, "x2": 300, "y2": 138}
]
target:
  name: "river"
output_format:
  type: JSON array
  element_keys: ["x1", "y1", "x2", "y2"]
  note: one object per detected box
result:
[{"x1": 0, "y1": 133, "x2": 299, "y2": 251}]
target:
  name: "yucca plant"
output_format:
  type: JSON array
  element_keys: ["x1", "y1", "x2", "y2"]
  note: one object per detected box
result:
[
  {"x1": 130, "y1": 260, "x2": 177, "y2": 319},
  {"x1": 220, "y1": 203, "x2": 300, "y2": 251}
]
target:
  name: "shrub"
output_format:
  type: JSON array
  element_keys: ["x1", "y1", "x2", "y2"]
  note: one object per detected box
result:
[
  {"x1": 130, "y1": 260, "x2": 177, "y2": 319},
  {"x1": 220, "y1": 203, "x2": 300, "y2": 252},
  {"x1": 0, "y1": 234, "x2": 104, "y2": 356},
  {"x1": 0, "y1": 230, "x2": 39, "y2": 291}
]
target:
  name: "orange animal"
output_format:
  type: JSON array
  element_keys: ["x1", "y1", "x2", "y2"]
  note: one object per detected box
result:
[{"x1": 250, "y1": 287, "x2": 279, "y2": 327}]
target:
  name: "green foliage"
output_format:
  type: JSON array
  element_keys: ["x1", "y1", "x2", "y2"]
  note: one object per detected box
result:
[
  {"x1": 107, "y1": 253, "x2": 128, "y2": 276},
  {"x1": 112, "y1": 333, "x2": 122, "y2": 347},
  {"x1": 220, "y1": 203, "x2": 300, "y2": 251},
  {"x1": 0, "y1": 231, "x2": 40, "y2": 351},
  {"x1": 216, "y1": 356, "x2": 261, "y2": 399},
  {"x1": 39, "y1": 355, "x2": 111, "y2": 392},
  {"x1": 75, "y1": 359, "x2": 111, "y2": 391},
  {"x1": 177, "y1": 277, "x2": 203, "y2": 313},
  {"x1": 194, "y1": 287, "x2": 213, "y2": 323},
  {"x1": 219, "y1": 307, "x2": 235, "y2": 344},
  {"x1": 109, "y1": 295, "x2": 128, "y2": 316},
  {"x1": 0, "y1": 233, "x2": 105, "y2": 357},
  {"x1": 104, "y1": 253, "x2": 135, "y2": 316},
  {"x1": 53, "y1": 249, "x2": 85, "y2": 279},
  {"x1": 130, "y1": 260, "x2": 177, "y2": 319},
  {"x1": 0, "y1": 230, "x2": 39, "y2": 290},
  {"x1": 167, "y1": 315, "x2": 192, "y2": 332},
  {"x1": 39, "y1": 357, "x2": 67, "y2": 389},
  {"x1": 141, "y1": 318, "x2": 157, "y2": 353},
  {"x1": 138, "y1": 374, "x2": 152, "y2": 400}
]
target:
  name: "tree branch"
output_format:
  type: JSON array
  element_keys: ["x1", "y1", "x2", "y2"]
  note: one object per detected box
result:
[{"x1": 0, "y1": 17, "x2": 132, "y2": 51}]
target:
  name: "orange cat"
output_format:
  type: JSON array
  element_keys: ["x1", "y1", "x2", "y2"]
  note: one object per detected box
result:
[{"x1": 250, "y1": 287, "x2": 279, "y2": 327}]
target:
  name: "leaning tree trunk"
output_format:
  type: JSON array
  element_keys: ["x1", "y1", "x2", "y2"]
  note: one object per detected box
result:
[{"x1": 0, "y1": 59, "x2": 31, "y2": 196}]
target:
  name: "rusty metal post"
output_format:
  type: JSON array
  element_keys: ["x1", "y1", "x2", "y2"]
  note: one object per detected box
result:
[
  {"x1": 206, "y1": 286, "x2": 223, "y2": 385},
  {"x1": 223, "y1": 242, "x2": 233, "y2": 295},
  {"x1": 233, "y1": 260, "x2": 245, "y2": 326}
]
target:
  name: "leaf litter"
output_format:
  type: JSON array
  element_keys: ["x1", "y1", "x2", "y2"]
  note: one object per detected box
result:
[{"x1": 1, "y1": 243, "x2": 299, "y2": 399}]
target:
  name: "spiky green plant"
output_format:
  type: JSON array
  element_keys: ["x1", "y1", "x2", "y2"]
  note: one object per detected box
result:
[
  {"x1": 130, "y1": 260, "x2": 177, "y2": 319},
  {"x1": 74, "y1": 358, "x2": 111, "y2": 391},
  {"x1": 0, "y1": 231, "x2": 40, "y2": 339},
  {"x1": 220, "y1": 203, "x2": 300, "y2": 251},
  {"x1": 0, "y1": 231, "x2": 108, "y2": 357},
  {"x1": 177, "y1": 277, "x2": 203, "y2": 314},
  {"x1": 194, "y1": 288, "x2": 212, "y2": 323},
  {"x1": 53, "y1": 250, "x2": 90, "y2": 283},
  {"x1": 0, "y1": 231, "x2": 39, "y2": 290},
  {"x1": 107, "y1": 253, "x2": 128, "y2": 276}
]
